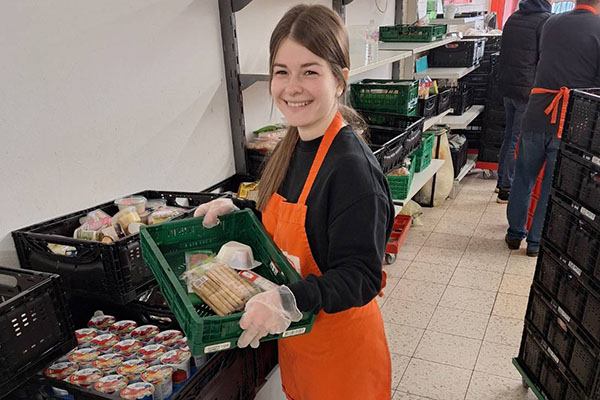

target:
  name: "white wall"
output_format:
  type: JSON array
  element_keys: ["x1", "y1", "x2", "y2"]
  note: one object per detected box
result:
[{"x1": 0, "y1": 0, "x2": 235, "y2": 267}]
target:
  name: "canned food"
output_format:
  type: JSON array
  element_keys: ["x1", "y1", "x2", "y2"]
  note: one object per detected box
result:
[
  {"x1": 75, "y1": 328, "x2": 98, "y2": 348},
  {"x1": 131, "y1": 325, "x2": 159, "y2": 344},
  {"x1": 109, "y1": 320, "x2": 138, "y2": 337},
  {"x1": 137, "y1": 344, "x2": 167, "y2": 366},
  {"x1": 67, "y1": 368, "x2": 103, "y2": 388},
  {"x1": 90, "y1": 333, "x2": 119, "y2": 352},
  {"x1": 88, "y1": 315, "x2": 116, "y2": 332},
  {"x1": 116, "y1": 359, "x2": 148, "y2": 383},
  {"x1": 153, "y1": 330, "x2": 183, "y2": 349},
  {"x1": 160, "y1": 349, "x2": 191, "y2": 384},
  {"x1": 113, "y1": 339, "x2": 144, "y2": 358},
  {"x1": 92, "y1": 353, "x2": 124, "y2": 375},
  {"x1": 44, "y1": 362, "x2": 79, "y2": 380},
  {"x1": 141, "y1": 365, "x2": 173, "y2": 400},
  {"x1": 68, "y1": 348, "x2": 100, "y2": 368},
  {"x1": 120, "y1": 382, "x2": 155, "y2": 400},
  {"x1": 94, "y1": 374, "x2": 129, "y2": 394}
]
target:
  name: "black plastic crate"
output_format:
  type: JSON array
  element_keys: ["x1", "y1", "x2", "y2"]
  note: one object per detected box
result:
[
  {"x1": 429, "y1": 38, "x2": 486, "y2": 68},
  {"x1": 437, "y1": 88, "x2": 452, "y2": 114},
  {"x1": 563, "y1": 89, "x2": 600, "y2": 159},
  {"x1": 247, "y1": 149, "x2": 269, "y2": 180},
  {"x1": 478, "y1": 141, "x2": 502, "y2": 163},
  {"x1": 0, "y1": 267, "x2": 76, "y2": 399},
  {"x1": 203, "y1": 173, "x2": 258, "y2": 195},
  {"x1": 460, "y1": 73, "x2": 490, "y2": 85},
  {"x1": 358, "y1": 110, "x2": 425, "y2": 172},
  {"x1": 418, "y1": 95, "x2": 438, "y2": 118},
  {"x1": 12, "y1": 190, "x2": 223, "y2": 305},
  {"x1": 526, "y1": 288, "x2": 600, "y2": 396},
  {"x1": 450, "y1": 136, "x2": 469, "y2": 178},
  {"x1": 450, "y1": 85, "x2": 473, "y2": 115}
]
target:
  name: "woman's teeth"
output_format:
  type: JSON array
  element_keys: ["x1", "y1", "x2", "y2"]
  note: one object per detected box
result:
[{"x1": 287, "y1": 101, "x2": 310, "y2": 107}]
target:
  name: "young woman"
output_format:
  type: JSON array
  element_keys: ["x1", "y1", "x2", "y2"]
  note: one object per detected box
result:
[{"x1": 195, "y1": 5, "x2": 393, "y2": 399}]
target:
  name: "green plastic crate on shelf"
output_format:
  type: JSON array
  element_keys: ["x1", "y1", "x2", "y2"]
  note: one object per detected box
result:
[
  {"x1": 139, "y1": 210, "x2": 315, "y2": 355},
  {"x1": 350, "y1": 79, "x2": 418, "y2": 115},
  {"x1": 412, "y1": 132, "x2": 435, "y2": 172},
  {"x1": 427, "y1": 0, "x2": 438, "y2": 20},
  {"x1": 379, "y1": 25, "x2": 447, "y2": 43},
  {"x1": 387, "y1": 157, "x2": 416, "y2": 200}
]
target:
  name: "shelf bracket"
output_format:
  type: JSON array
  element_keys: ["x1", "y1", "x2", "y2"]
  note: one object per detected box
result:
[
  {"x1": 240, "y1": 74, "x2": 269, "y2": 91},
  {"x1": 232, "y1": 0, "x2": 253, "y2": 13}
]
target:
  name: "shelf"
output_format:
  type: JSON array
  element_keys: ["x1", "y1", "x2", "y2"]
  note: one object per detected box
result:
[
  {"x1": 455, "y1": 153, "x2": 477, "y2": 182},
  {"x1": 423, "y1": 108, "x2": 452, "y2": 131},
  {"x1": 349, "y1": 50, "x2": 413, "y2": 77},
  {"x1": 378, "y1": 37, "x2": 457, "y2": 54},
  {"x1": 430, "y1": 16, "x2": 484, "y2": 25},
  {"x1": 394, "y1": 159, "x2": 446, "y2": 209},
  {"x1": 442, "y1": 105, "x2": 485, "y2": 129},
  {"x1": 414, "y1": 64, "x2": 479, "y2": 80}
]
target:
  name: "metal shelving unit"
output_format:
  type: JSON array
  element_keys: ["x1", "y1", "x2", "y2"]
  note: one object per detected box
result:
[{"x1": 415, "y1": 64, "x2": 480, "y2": 80}]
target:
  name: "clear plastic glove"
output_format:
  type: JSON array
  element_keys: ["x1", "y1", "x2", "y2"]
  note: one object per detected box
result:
[
  {"x1": 237, "y1": 286, "x2": 303, "y2": 349},
  {"x1": 193, "y1": 198, "x2": 239, "y2": 228}
]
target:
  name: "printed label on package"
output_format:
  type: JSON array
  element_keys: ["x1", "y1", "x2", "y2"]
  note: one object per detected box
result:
[
  {"x1": 580, "y1": 207, "x2": 596, "y2": 221},
  {"x1": 204, "y1": 342, "x2": 231, "y2": 353},
  {"x1": 592, "y1": 156, "x2": 600, "y2": 167},
  {"x1": 282, "y1": 328, "x2": 306, "y2": 338},
  {"x1": 546, "y1": 347, "x2": 559, "y2": 364},
  {"x1": 557, "y1": 307, "x2": 571, "y2": 323},
  {"x1": 567, "y1": 261, "x2": 582, "y2": 276}
]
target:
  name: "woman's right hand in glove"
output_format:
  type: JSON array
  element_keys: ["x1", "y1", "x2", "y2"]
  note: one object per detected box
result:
[{"x1": 193, "y1": 198, "x2": 239, "y2": 228}]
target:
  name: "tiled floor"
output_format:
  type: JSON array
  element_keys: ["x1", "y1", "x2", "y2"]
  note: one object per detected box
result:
[{"x1": 381, "y1": 172, "x2": 538, "y2": 400}]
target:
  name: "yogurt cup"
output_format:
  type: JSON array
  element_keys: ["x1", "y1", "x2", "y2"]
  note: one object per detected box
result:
[
  {"x1": 88, "y1": 315, "x2": 116, "y2": 332},
  {"x1": 68, "y1": 348, "x2": 100, "y2": 368},
  {"x1": 137, "y1": 344, "x2": 167, "y2": 366},
  {"x1": 153, "y1": 330, "x2": 183, "y2": 349},
  {"x1": 67, "y1": 368, "x2": 103, "y2": 388},
  {"x1": 160, "y1": 349, "x2": 191, "y2": 384},
  {"x1": 113, "y1": 339, "x2": 144, "y2": 359},
  {"x1": 92, "y1": 353, "x2": 124, "y2": 375},
  {"x1": 177, "y1": 338, "x2": 208, "y2": 368},
  {"x1": 116, "y1": 359, "x2": 148, "y2": 384},
  {"x1": 75, "y1": 328, "x2": 98, "y2": 348},
  {"x1": 94, "y1": 374, "x2": 129, "y2": 394},
  {"x1": 120, "y1": 381, "x2": 155, "y2": 400},
  {"x1": 141, "y1": 365, "x2": 173, "y2": 400},
  {"x1": 110, "y1": 320, "x2": 138, "y2": 338},
  {"x1": 90, "y1": 333, "x2": 119, "y2": 352},
  {"x1": 131, "y1": 325, "x2": 160, "y2": 344},
  {"x1": 44, "y1": 361, "x2": 79, "y2": 380}
]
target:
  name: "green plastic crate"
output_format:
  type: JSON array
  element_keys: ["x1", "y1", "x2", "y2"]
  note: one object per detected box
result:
[
  {"x1": 412, "y1": 132, "x2": 435, "y2": 172},
  {"x1": 379, "y1": 25, "x2": 447, "y2": 43},
  {"x1": 350, "y1": 79, "x2": 418, "y2": 115},
  {"x1": 140, "y1": 210, "x2": 315, "y2": 355},
  {"x1": 387, "y1": 157, "x2": 416, "y2": 200},
  {"x1": 427, "y1": 0, "x2": 438, "y2": 20}
]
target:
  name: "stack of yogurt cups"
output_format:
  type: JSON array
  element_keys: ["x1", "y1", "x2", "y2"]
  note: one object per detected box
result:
[{"x1": 43, "y1": 314, "x2": 197, "y2": 399}]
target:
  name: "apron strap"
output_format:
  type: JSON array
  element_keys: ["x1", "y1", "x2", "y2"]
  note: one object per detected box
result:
[
  {"x1": 298, "y1": 112, "x2": 344, "y2": 206},
  {"x1": 574, "y1": 4, "x2": 599, "y2": 14},
  {"x1": 530, "y1": 87, "x2": 570, "y2": 138}
]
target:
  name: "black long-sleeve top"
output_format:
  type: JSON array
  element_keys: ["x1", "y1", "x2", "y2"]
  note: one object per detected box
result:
[{"x1": 234, "y1": 126, "x2": 394, "y2": 314}]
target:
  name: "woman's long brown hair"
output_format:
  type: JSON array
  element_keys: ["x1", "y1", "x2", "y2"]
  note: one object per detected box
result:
[{"x1": 256, "y1": 4, "x2": 365, "y2": 211}]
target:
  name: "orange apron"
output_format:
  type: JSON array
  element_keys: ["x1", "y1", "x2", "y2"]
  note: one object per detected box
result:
[
  {"x1": 262, "y1": 112, "x2": 391, "y2": 400},
  {"x1": 529, "y1": 5, "x2": 600, "y2": 138}
]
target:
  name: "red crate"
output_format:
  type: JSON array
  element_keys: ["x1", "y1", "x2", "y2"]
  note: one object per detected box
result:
[{"x1": 384, "y1": 215, "x2": 412, "y2": 264}]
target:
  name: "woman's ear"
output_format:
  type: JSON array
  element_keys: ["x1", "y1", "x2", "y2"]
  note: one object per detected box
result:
[{"x1": 337, "y1": 67, "x2": 350, "y2": 97}]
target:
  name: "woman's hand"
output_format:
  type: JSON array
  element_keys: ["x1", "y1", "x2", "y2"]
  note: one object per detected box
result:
[
  {"x1": 193, "y1": 198, "x2": 239, "y2": 228},
  {"x1": 237, "y1": 286, "x2": 303, "y2": 348}
]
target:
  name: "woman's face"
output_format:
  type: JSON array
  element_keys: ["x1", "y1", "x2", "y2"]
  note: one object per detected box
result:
[{"x1": 271, "y1": 38, "x2": 342, "y2": 133}]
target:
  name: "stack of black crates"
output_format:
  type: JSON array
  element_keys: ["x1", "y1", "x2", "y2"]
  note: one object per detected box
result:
[
  {"x1": 453, "y1": 36, "x2": 505, "y2": 162},
  {"x1": 517, "y1": 88, "x2": 600, "y2": 400}
]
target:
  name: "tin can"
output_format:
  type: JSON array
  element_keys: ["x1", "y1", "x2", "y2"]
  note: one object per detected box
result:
[
  {"x1": 75, "y1": 328, "x2": 98, "y2": 348},
  {"x1": 116, "y1": 359, "x2": 148, "y2": 383},
  {"x1": 68, "y1": 348, "x2": 100, "y2": 368},
  {"x1": 67, "y1": 368, "x2": 103, "y2": 388},
  {"x1": 141, "y1": 365, "x2": 173, "y2": 400},
  {"x1": 109, "y1": 320, "x2": 138, "y2": 338},
  {"x1": 90, "y1": 333, "x2": 119, "y2": 352},
  {"x1": 153, "y1": 330, "x2": 183, "y2": 349},
  {"x1": 92, "y1": 353, "x2": 124, "y2": 375},
  {"x1": 160, "y1": 349, "x2": 191, "y2": 384},
  {"x1": 44, "y1": 362, "x2": 79, "y2": 380},
  {"x1": 137, "y1": 344, "x2": 167, "y2": 366},
  {"x1": 75, "y1": 228, "x2": 104, "y2": 242},
  {"x1": 94, "y1": 374, "x2": 129, "y2": 394},
  {"x1": 113, "y1": 339, "x2": 144, "y2": 359},
  {"x1": 88, "y1": 315, "x2": 116, "y2": 332},
  {"x1": 131, "y1": 325, "x2": 160, "y2": 344},
  {"x1": 120, "y1": 382, "x2": 155, "y2": 400}
]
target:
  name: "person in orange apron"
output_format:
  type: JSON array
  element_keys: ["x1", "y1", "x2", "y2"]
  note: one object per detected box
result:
[
  {"x1": 195, "y1": 4, "x2": 393, "y2": 399},
  {"x1": 505, "y1": 0, "x2": 600, "y2": 256}
]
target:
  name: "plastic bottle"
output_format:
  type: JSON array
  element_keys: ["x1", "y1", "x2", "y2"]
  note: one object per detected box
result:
[{"x1": 365, "y1": 20, "x2": 379, "y2": 63}]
